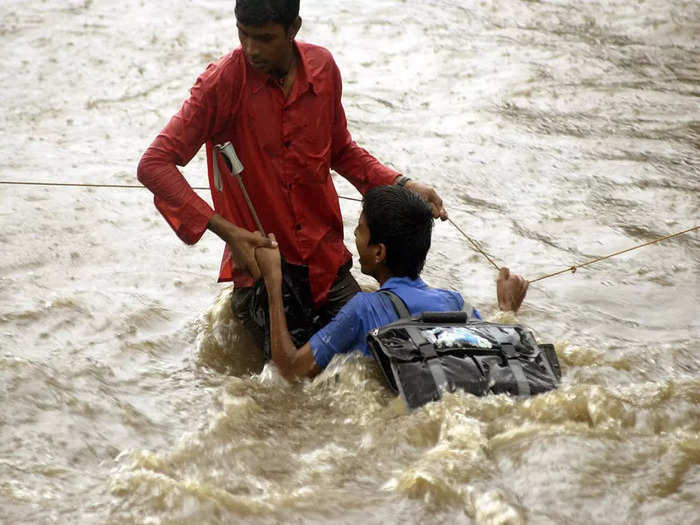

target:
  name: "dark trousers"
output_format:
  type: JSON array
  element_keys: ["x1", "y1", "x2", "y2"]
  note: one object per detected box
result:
[{"x1": 231, "y1": 259, "x2": 360, "y2": 353}]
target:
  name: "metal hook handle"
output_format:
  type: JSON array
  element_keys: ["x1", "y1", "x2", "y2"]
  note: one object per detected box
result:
[{"x1": 214, "y1": 142, "x2": 265, "y2": 235}]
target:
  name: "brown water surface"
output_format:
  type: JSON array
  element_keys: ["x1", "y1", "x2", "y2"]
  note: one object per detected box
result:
[{"x1": 0, "y1": 0, "x2": 698, "y2": 523}]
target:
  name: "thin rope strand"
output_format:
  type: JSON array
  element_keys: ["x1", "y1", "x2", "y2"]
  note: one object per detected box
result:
[
  {"x1": 447, "y1": 217, "x2": 501, "y2": 270},
  {"x1": 528, "y1": 226, "x2": 699, "y2": 283},
  {"x1": 0, "y1": 180, "x2": 168, "y2": 189},
  {"x1": 1, "y1": 179, "x2": 501, "y2": 269},
  {"x1": 0, "y1": 180, "x2": 364, "y2": 197},
  {"x1": 4, "y1": 180, "x2": 696, "y2": 282}
]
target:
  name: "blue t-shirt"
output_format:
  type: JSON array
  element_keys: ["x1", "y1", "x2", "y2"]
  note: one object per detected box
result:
[{"x1": 309, "y1": 276, "x2": 481, "y2": 368}]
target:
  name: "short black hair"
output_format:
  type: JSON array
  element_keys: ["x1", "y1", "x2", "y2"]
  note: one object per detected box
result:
[
  {"x1": 235, "y1": 0, "x2": 300, "y2": 30},
  {"x1": 362, "y1": 185, "x2": 434, "y2": 280}
]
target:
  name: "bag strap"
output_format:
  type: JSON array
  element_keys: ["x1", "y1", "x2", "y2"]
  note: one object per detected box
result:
[
  {"x1": 502, "y1": 343, "x2": 532, "y2": 397},
  {"x1": 379, "y1": 290, "x2": 449, "y2": 393},
  {"x1": 379, "y1": 290, "x2": 411, "y2": 318}
]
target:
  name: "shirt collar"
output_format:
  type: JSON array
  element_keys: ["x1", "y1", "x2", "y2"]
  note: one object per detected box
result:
[
  {"x1": 295, "y1": 41, "x2": 319, "y2": 93},
  {"x1": 247, "y1": 41, "x2": 317, "y2": 95},
  {"x1": 380, "y1": 276, "x2": 427, "y2": 291}
]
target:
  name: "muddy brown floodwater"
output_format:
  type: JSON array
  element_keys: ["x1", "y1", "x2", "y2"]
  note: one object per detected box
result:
[{"x1": 0, "y1": 0, "x2": 698, "y2": 523}]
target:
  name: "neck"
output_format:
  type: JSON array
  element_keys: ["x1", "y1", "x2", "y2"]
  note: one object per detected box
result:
[
  {"x1": 375, "y1": 268, "x2": 393, "y2": 287},
  {"x1": 272, "y1": 44, "x2": 296, "y2": 83}
]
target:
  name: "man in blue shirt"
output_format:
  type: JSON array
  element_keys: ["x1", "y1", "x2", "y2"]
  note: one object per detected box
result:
[{"x1": 254, "y1": 186, "x2": 529, "y2": 380}]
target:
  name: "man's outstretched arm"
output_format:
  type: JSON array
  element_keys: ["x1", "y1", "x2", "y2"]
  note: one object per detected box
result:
[
  {"x1": 327, "y1": 59, "x2": 447, "y2": 220},
  {"x1": 497, "y1": 267, "x2": 529, "y2": 312},
  {"x1": 254, "y1": 236, "x2": 322, "y2": 380}
]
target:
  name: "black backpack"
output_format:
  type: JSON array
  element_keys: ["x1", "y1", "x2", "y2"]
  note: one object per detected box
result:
[{"x1": 366, "y1": 291, "x2": 561, "y2": 409}]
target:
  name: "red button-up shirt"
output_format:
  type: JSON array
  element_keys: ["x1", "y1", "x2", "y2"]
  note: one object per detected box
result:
[{"x1": 138, "y1": 42, "x2": 399, "y2": 306}]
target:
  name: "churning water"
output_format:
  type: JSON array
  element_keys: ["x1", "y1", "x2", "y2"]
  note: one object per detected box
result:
[{"x1": 0, "y1": 0, "x2": 698, "y2": 523}]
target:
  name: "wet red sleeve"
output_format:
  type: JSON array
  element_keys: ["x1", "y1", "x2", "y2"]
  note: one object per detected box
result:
[
  {"x1": 328, "y1": 60, "x2": 400, "y2": 194},
  {"x1": 137, "y1": 65, "x2": 224, "y2": 244}
]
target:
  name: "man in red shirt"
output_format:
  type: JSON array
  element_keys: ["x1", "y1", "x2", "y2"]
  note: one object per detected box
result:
[{"x1": 138, "y1": 0, "x2": 447, "y2": 351}]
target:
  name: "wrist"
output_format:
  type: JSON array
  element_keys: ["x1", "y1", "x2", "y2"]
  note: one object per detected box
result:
[
  {"x1": 499, "y1": 301, "x2": 513, "y2": 312},
  {"x1": 394, "y1": 175, "x2": 412, "y2": 187},
  {"x1": 208, "y1": 214, "x2": 240, "y2": 241},
  {"x1": 207, "y1": 213, "x2": 227, "y2": 235}
]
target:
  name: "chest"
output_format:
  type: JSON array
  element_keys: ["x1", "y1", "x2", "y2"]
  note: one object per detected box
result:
[{"x1": 236, "y1": 81, "x2": 335, "y2": 159}]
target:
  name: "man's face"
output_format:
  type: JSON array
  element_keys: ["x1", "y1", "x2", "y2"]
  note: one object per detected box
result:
[
  {"x1": 354, "y1": 213, "x2": 377, "y2": 277},
  {"x1": 237, "y1": 22, "x2": 291, "y2": 74}
]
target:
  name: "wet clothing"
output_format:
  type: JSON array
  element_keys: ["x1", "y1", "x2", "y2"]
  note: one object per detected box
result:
[
  {"x1": 138, "y1": 41, "x2": 400, "y2": 307},
  {"x1": 231, "y1": 259, "x2": 361, "y2": 358},
  {"x1": 309, "y1": 277, "x2": 481, "y2": 369}
]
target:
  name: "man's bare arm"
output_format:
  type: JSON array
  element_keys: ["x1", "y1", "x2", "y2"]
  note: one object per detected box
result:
[{"x1": 254, "y1": 235, "x2": 322, "y2": 380}]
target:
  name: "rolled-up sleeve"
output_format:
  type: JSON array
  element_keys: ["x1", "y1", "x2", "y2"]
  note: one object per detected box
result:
[
  {"x1": 309, "y1": 295, "x2": 365, "y2": 369},
  {"x1": 137, "y1": 65, "x2": 223, "y2": 244}
]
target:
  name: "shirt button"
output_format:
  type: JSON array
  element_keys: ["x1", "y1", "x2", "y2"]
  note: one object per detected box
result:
[
  {"x1": 295, "y1": 224, "x2": 302, "y2": 231},
  {"x1": 288, "y1": 183, "x2": 293, "y2": 190},
  {"x1": 284, "y1": 140, "x2": 291, "y2": 148}
]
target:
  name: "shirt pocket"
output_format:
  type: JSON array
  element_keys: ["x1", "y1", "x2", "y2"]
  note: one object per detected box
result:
[
  {"x1": 299, "y1": 123, "x2": 332, "y2": 183},
  {"x1": 294, "y1": 95, "x2": 333, "y2": 184}
]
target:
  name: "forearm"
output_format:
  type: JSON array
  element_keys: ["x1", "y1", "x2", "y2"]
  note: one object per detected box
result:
[
  {"x1": 207, "y1": 213, "x2": 246, "y2": 244},
  {"x1": 264, "y1": 278, "x2": 300, "y2": 379},
  {"x1": 138, "y1": 142, "x2": 214, "y2": 244},
  {"x1": 332, "y1": 141, "x2": 399, "y2": 194}
]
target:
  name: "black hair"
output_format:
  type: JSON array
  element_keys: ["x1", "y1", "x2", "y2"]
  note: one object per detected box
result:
[
  {"x1": 235, "y1": 0, "x2": 300, "y2": 30},
  {"x1": 362, "y1": 185, "x2": 434, "y2": 280}
]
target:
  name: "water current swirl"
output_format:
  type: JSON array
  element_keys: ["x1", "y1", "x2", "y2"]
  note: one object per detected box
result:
[{"x1": 0, "y1": 0, "x2": 697, "y2": 523}]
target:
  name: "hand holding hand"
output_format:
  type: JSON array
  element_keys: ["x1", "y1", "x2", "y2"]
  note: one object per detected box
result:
[
  {"x1": 207, "y1": 214, "x2": 277, "y2": 281},
  {"x1": 497, "y1": 267, "x2": 529, "y2": 313},
  {"x1": 404, "y1": 180, "x2": 447, "y2": 220},
  {"x1": 228, "y1": 229, "x2": 277, "y2": 281}
]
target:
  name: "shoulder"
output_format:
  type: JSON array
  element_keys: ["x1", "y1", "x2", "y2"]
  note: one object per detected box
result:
[
  {"x1": 426, "y1": 284, "x2": 464, "y2": 309},
  {"x1": 298, "y1": 41, "x2": 335, "y2": 64},
  {"x1": 386, "y1": 277, "x2": 464, "y2": 312},
  {"x1": 297, "y1": 41, "x2": 338, "y2": 77},
  {"x1": 190, "y1": 50, "x2": 246, "y2": 109},
  {"x1": 197, "y1": 49, "x2": 246, "y2": 88},
  {"x1": 418, "y1": 278, "x2": 464, "y2": 304},
  {"x1": 443, "y1": 289, "x2": 464, "y2": 309},
  {"x1": 325, "y1": 291, "x2": 392, "y2": 332},
  {"x1": 338, "y1": 291, "x2": 380, "y2": 317}
]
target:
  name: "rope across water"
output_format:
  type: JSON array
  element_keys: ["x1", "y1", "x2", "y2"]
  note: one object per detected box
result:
[
  {"x1": 2, "y1": 179, "x2": 696, "y2": 283},
  {"x1": 526, "y1": 226, "x2": 699, "y2": 283}
]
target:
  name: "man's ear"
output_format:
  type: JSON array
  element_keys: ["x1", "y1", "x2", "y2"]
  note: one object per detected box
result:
[
  {"x1": 374, "y1": 243, "x2": 387, "y2": 265},
  {"x1": 289, "y1": 16, "x2": 302, "y2": 40}
]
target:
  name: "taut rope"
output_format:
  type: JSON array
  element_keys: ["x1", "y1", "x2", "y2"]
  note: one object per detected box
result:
[
  {"x1": 527, "y1": 226, "x2": 699, "y2": 283},
  {"x1": 2, "y1": 179, "x2": 696, "y2": 283}
]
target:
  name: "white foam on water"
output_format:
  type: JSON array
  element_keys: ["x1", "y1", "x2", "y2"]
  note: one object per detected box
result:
[{"x1": 1, "y1": 0, "x2": 698, "y2": 523}]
